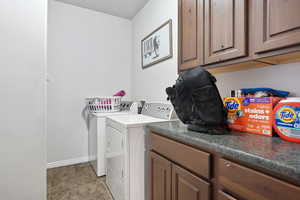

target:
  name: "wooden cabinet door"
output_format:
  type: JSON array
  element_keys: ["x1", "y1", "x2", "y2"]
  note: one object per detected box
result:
[
  {"x1": 178, "y1": 0, "x2": 204, "y2": 71},
  {"x1": 172, "y1": 164, "x2": 210, "y2": 200},
  {"x1": 149, "y1": 152, "x2": 172, "y2": 200},
  {"x1": 204, "y1": 0, "x2": 247, "y2": 64},
  {"x1": 219, "y1": 159, "x2": 300, "y2": 200},
  {"x1": 150, "y1": 132, "x2": 211, "y2": 179},
  {"x1": 254, "y1": 0, "x2": 300, "y2": 53},
  {"x1": 218, "y1": 191, "x2": 237, "y2": 200}
]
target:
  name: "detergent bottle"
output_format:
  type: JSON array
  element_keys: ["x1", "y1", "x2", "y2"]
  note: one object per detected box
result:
[{"x1": 274, "y1": 98, "x2": 300, "y2": 143}]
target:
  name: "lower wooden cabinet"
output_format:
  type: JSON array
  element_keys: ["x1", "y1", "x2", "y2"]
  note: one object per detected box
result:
[
  {"x1": 172, "y1": 164, "x2": 210, "y2": 200},
  {"x1": 150, "y1": 132, "x2": 211, "y2": 179},
  {"x1": 150, "y1": 151, "x2": 210, "y2": 200},
  {"x1": 149, "y1": 132, "x2": 300, "y2": 200},
  {"x1": 219, "y1": 159, "x2": 300, "y2": 200},
  {"x1": 217, "y1": 191, "x2": 237, "y2": 200},
  {"x1": 150, "y1": 152, "x2": 172, "y2": 200}
]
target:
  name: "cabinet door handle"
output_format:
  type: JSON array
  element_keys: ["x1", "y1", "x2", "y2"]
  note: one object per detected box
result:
[{"x1": 225, "y1": 162, "x2": 231, "y2": 168}]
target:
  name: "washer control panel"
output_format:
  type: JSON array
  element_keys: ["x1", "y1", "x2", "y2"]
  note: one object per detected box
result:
[
  {"x1": 120, "y1": 101, "x2": 133, "y2": 111},
  {"x1": 141, "y1": 103, "x2": 176, "y2": 120}
]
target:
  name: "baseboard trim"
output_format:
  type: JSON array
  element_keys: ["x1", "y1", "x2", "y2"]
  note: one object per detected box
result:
[{"x1": 47, "y1": 156, "x2": 89, "y2": 169}]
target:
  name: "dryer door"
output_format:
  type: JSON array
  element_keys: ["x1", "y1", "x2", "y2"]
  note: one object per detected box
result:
[{"x1": 106, "y1": 125, "x2": 125, "y2": 200}]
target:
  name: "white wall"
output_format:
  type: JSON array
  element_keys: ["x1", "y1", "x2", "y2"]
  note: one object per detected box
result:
[
  {"x1": 0, "y1": 0, "x2": 47, "y2": 199},
  {"x1": 47, "y1": 1, "x2": 132, "y2": 164},
  {"x1": 215, "y1": 63, "x2": 300, "y2": 97},
  {"x1": 131, "y1": 0, "x2": 300, "y2": 101},
  {"x1": 132, "y1": 0, "x2": 178, "y2": 101}
]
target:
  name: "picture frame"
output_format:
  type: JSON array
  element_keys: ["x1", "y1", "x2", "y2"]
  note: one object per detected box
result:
[{"x1": 141, "y1": 19, "x2": 173, "y2": 69}]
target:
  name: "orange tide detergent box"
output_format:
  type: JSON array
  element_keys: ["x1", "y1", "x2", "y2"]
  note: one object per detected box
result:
[{"x1": 224, "y1": 97, "x2": 283, "y2": 136}]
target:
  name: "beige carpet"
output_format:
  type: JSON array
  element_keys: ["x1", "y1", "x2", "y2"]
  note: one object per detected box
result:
[{"x1": 47, "y1": 163, "x2": 113, "y2": 200}]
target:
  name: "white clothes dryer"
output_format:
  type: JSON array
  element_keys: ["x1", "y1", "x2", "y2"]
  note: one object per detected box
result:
[{"x1": 105, "y1": 102, "x2": 177, "y2": 200}]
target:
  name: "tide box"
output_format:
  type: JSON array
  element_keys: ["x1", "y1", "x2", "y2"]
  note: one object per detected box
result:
[{"x1": 224, "y1": 97, "x2": 283, "y2": 136}]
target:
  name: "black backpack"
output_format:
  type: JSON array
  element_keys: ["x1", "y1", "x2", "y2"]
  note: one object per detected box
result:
[{"x1": 166, "y1": 66, "x2": 229, "y2": 134}]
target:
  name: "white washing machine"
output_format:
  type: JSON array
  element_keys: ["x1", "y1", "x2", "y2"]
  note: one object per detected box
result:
[
  {"x1": 105, "y1": 102, "x2": 177, "y2": 200},
  {"x1": 88, "y1": 101, "x2": 138, "y2": 176}
]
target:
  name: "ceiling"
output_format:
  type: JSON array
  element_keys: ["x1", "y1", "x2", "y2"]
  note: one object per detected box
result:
[{"x1": 56, "y1": 0, "x2": 150, "y2": 19}]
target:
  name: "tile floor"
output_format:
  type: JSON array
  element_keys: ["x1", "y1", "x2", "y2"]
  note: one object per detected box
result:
[{"x1": 47, "y1": 163, "x2": 113, "y2": 200}]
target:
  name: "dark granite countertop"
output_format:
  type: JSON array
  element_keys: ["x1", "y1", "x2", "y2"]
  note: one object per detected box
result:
[{"x1": 147, "y1": 121, "x2": 300, "y2": 186}]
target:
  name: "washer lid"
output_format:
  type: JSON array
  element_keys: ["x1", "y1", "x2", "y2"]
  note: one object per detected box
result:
[{"x1": 107, "y1": 114, "x2": 169, "y2": 128}]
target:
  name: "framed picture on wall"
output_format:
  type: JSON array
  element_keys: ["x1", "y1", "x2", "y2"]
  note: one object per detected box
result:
[{"x1": 141, "y1": 19, "x2": 173, "y2": 69}]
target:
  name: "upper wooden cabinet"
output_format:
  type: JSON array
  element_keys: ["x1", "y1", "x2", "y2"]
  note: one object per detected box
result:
[
  {"x1": 178, "y1": 0, "x2": 300, "y2": 73},
  {"x1": 204, "y1": 0, "x2": 247, "y2": 64},
  {"x1": 178, "y1": 0, "x2": 204, "y2": 70},
  {"x1": 254, "y1": 0, "x2": 300, "y2": 53}
]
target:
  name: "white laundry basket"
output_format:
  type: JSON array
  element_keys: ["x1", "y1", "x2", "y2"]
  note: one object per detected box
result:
[{"x1": 85, "y1": 97, "x2": 122, "y2": 113}]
